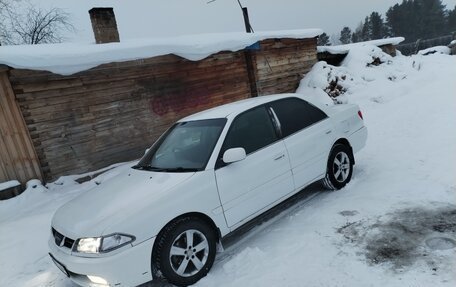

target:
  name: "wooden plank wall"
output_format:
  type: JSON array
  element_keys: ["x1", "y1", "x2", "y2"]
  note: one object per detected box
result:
[
  {"x1": 5, "y1": 38, "x2": 318, "y2": 182},
  {"x1": 8, "y1": 51, "x2": 251, "y2": 181},
  {"x1": 0, "y1": 69, "x2": 42, "y2": 184},
  {"x1": 379, "y1": 44, "x2": 397, "y2": 57},
  {"x1": 252, "y1": 38, "x2": 318, "y2": 95}
]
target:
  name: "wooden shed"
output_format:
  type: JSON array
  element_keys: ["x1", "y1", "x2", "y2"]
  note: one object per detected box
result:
[
  {"x1": 317, "y1": 37, "x2": 405, "y2": 66},
  {"x1": 0, "y1": 30, "x2": 321, "y2": 185}
]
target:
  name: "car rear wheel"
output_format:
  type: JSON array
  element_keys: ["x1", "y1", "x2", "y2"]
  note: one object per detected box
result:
[
  {"x1": 323, "y1": 144, "x2": 353, "y2": 190},
  {"x1": 153, "y1": 217, "x2": 216, "y2": 286}
]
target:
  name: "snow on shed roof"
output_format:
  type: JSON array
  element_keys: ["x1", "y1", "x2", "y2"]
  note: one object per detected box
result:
[
  {"x1": 0, "y1": 29, "x2": 322, "y2": 75},
  {"x1": 317, "y1": 37, "x2": 405, "y2": 54}
]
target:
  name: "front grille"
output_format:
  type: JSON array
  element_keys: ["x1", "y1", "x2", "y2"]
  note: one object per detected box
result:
[
  {"x1": 52, "y1": 228, "x2": 64, "y2": 245},
  {"x1": 52, "y1": 228, "x2": 75, "y2": 249},
  {"x1": 63, "y1": 237, "x2": 75, "y2": 248}
]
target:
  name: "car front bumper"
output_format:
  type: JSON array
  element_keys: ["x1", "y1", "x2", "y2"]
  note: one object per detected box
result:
[{"x1": 48, "y1": 236, "x2": 155, "y2": 287}]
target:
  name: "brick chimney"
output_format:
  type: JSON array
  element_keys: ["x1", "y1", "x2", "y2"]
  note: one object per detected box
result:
[{"x1": 89, "y1": 8, "x2": 120, "y2": 44}]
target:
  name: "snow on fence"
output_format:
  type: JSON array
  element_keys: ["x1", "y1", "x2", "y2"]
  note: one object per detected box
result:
[
  {"x1": 449, "y1": 40, "x2": 456, "y2": 55},
  {"x1": 0, "y1": 35, "x2": 318, "y2": 183},
  {"x1": 396, "y1": 34, "x2": 456, "y2": 56}
]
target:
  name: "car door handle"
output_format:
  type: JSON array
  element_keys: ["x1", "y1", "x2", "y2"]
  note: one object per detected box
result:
[
  {"x1": 274, "y1": 154, "x2": 285, "y2": 161},
  {"x1": 325, "y1": 130, "x2": 332, "y2": 134}
]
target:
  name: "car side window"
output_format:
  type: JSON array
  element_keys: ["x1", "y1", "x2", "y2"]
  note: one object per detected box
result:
[
  {"x1": 223, "y1": 106, "x2": 278, "y2": 155},
  {"x1": 270, "y1": 98, "x2": 328, "y2": 137}
]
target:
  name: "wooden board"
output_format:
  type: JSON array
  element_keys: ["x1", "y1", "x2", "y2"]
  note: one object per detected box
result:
[
  {"x1": 9, "y1": 52, "x2": 251, "y2": 181},
  {"x1": 253, "y1": 38, "x2": 318, "y2": 96},
  {"x1": 0, "y1": 71, "x2": 43, "y2": 184}
]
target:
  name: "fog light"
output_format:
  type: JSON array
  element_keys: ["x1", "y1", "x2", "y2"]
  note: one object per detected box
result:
[{"x1": 87, "y1": 275, "x2": 108, "y2": 285}]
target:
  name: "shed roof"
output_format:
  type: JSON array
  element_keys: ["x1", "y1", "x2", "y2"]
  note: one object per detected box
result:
[
  {"x1": 317, "y1": 37, "x2": 405, "y2": 54},
  {"x1": 0, "y1": 29, "x2": 322, "y2": 75}
]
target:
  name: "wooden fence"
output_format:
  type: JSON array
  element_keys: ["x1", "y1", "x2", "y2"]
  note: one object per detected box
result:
[{"x1": 396, "y1": 33, "x2": 456, "y2": 55}]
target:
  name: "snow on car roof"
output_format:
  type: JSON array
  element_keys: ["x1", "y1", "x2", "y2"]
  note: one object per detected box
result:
[
  {"x1": 317, "y1": 37, "x2": 405, "y2": 54},
  {"x1": 0, "y1": 29, "x2": 322, "y2": 75}
]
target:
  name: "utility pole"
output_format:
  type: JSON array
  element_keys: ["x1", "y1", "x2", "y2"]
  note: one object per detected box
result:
[
  {"x1": 237, "y1": 0, "x2": 253, "y2": 33},
  {"x1": 236, "y1": 1, "x2": 257, "y2": 97},
  {"x1": 208, "y1": 0, "x2": 257, "y2": 95},
  {"x1": 242, "y1": 7, "x2": 252, "y2": 33}
]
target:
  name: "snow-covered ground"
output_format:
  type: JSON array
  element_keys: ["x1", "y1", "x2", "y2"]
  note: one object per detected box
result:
[{"x1": 1, "y1": 47, "x2": 455, "y2": 287}]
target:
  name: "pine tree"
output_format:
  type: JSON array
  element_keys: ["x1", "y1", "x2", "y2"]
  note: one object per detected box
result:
[
  {"x1": 385, "y1": 3, "x2": 401, "y2": 38},
  {"x1": 369, "y1": 12, "x2": 386, "y2": 39},
  {"x1": 352, "y1": 23, "x2": 363, "y2": 43},
  {"x1": 448, "y1": 6, "x2": 456, "y2": 32},
  {"x1": 419, "y1": 0, "x2": 446, "y2": 38},
  {"x1": 351, "y1": 32, "x2": 358, "y2": 43},
  {"x1": 339, "y1": 27, "x2": 352, "y2": 44},
  {"x1": 345, "y1": 0, "x2": 452, "y2": 45},
  {"x1": 318, "y1": 33, "x2": 331, "y2": 46},
  {"x1": 361, "y1": 16, "x2": 371, "y2": 41},
  {"x1": 386, "y1": 0, "x2": 447, "y2": 43}
]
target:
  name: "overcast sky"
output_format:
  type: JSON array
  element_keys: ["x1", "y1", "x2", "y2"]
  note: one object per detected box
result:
[{"x1": 32, "y1": 0, "x2": 456, "y2": 43}]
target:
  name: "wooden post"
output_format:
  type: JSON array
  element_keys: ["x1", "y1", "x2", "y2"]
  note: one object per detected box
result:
[
  {"x1": 241, "y1": 6, "x2": 259, "y2": 97},
  {"x1": 244, "y1": 50, "x2": 258, "y2": 98},
  {"x1": 242, "y1": 7, "x2": 252, "y2": 33}
]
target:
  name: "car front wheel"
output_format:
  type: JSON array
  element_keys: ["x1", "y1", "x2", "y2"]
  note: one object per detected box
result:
[
  {"x1": 323, "y1": 144, "x2": 354, "y2": 190},
  {"x1": 153, "y1": 217, "x2": 216, "y2": 286}
]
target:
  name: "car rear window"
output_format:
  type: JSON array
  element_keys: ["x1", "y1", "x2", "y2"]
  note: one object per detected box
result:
[{"x1": 270, "y1": 98, "x2": 328, "y2": 137}]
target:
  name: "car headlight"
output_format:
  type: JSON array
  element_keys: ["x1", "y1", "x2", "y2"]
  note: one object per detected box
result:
[
  {"x1": 73, "y1": 233, "x2": 135, "y2": 254},
  {"x1": 75, "y1": 237, "x2": 101, "y2": 253}
]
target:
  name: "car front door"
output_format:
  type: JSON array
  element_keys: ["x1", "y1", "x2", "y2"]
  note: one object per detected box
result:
[
  {"x1": 215, "y1": 106, "x2": 294, "y2": 228},
  {"x1": 269, "y1": 98, "x2": 334, "y2": 190}
]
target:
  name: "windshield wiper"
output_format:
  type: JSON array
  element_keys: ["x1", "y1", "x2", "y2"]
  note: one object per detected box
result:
[
  {"x1": 131, "y1": 165, "x2": 165, "y2": 171},
  {"x1": 160, "y1": 167, "x2": 199, "y2": 172},
  {"x1": 132, "y1": 165, "x2": 198, "y2": 172}
]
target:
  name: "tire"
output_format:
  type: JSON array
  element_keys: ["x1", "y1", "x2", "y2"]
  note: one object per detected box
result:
[
  {"x1": 153, "y1": 217, "x2": 217, "y2": 286},
  {"x1": 323, "y1": 144, "x2": 354, "y2": 190}
]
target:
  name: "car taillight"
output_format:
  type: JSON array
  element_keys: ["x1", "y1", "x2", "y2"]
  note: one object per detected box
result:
[{"x1": 358, "y1": 110, "x2": 363, "y2": 120}]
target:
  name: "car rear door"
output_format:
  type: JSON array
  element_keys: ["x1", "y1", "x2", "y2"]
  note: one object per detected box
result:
[
  {"x1": 269, "y1": 98, "x2": 334, "y2": 190},
  {"x1": 215, "y1": 106, "x2": 294, "y2": 228}
]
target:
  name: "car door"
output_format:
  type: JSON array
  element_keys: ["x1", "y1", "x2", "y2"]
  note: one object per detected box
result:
[
  {"x1": 269, "y1": 98, "x2": 334, "y2": 190},
  {"x1": 215, "y1": 106, "x2": 294, "y2": 228}
]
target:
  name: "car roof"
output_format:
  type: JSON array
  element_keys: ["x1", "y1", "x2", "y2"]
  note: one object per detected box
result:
[{"x1": 179, "y1": 93, "x2": 305, "y2": 122}]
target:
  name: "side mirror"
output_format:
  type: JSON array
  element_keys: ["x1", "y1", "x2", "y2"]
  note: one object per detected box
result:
[{"x1": 223, "y1": 148, "x2": 246, "y2": 164}]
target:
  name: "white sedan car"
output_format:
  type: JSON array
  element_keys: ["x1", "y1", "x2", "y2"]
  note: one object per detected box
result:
[{"x1": 49, "y1": 91, "x2": 367, "y2": 287}]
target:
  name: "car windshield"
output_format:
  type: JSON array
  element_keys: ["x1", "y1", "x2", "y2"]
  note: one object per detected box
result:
[{"x1": 134, "y1": 118, "x2": 226, "y2": 172}]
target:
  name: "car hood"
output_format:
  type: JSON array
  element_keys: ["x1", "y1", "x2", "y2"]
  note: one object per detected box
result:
[{"x1": 52, "y1": 168, "x2": 195, "y2": 239}]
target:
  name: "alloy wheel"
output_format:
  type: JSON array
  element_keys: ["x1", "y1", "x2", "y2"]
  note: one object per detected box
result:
[
  {"x1": 169, "y1": 229, "x2": 209, "y2": 277},
  {"x1": 333, "y1": 151, "x2": 351, "y2": 183}
]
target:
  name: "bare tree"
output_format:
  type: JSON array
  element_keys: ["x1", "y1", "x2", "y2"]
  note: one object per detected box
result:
[
  {"x1": 0, "y1": 0, "x2": 13, "y2": 45},
  {"x1": 0, "y1": 0, "x2": 74, "y2": 45}
]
